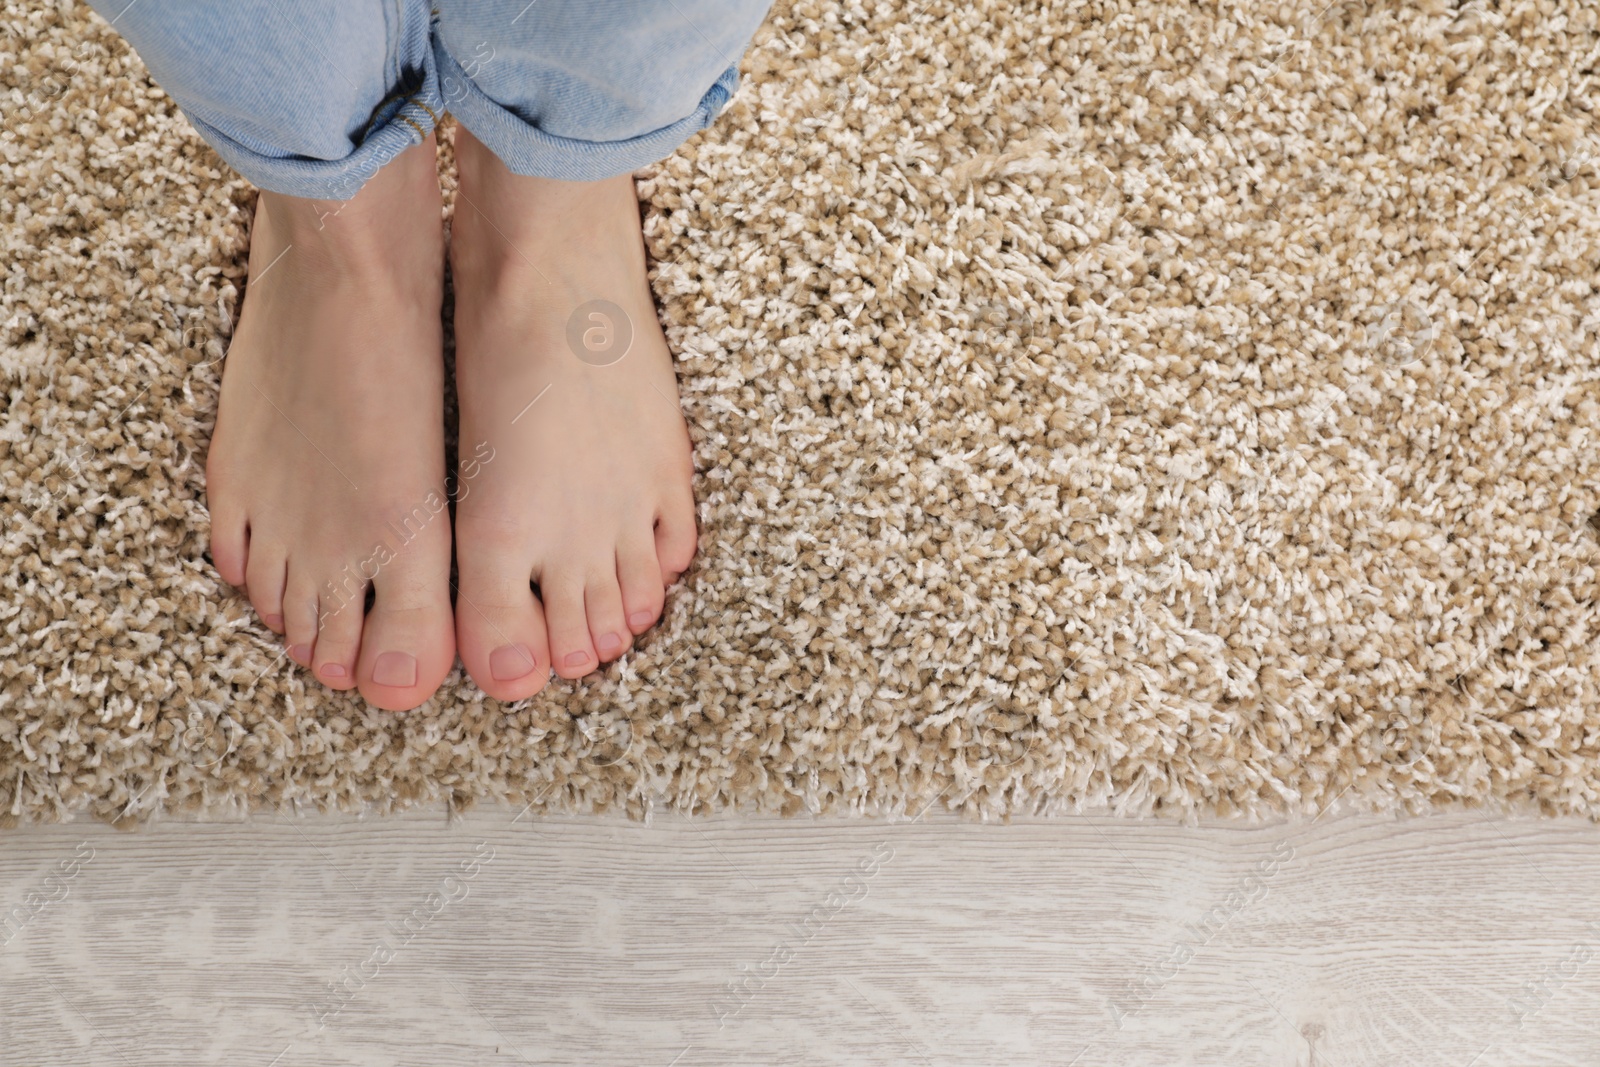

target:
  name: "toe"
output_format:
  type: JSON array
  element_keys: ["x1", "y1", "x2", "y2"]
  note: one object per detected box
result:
[
  {"x1": 311, "y1": 579, "x2": 364, "y2": 690},
  {"x1": 455, "y1": 547, "x2": 552, "y2": 704},
  {"x1": 210, "y1": 504, "x2": 248, "y2": 587},
  {"x1": 357, "y1": 564, "x2": 454, "y2": 712},
  {"x1": 585, "y1": 567, "x2": 631, "y2": 664},
  {"x1": 543, "y1": 574, "x2": 599, "y2": 679},
  {"x1": 654, "y1": 489, "x2": 698, "y2": 582},
  {"x1": 283, "y1": 568, "x2": 321, "y2": 667},
  {"x1": 617, "y1": 531, "x2": 665, "y2": 635},
  {"x1": 244, "y1": 542, "x2": 288, "y2": 634}
]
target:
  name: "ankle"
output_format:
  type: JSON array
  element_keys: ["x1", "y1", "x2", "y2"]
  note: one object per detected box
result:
[
  {"x1": 254, "y1": 140, "x2": 444, "y2": 287},
  {"x1": 454, "y1": 126, "x2": 639, "y2": 245},
  {"x1": 452, "y1": 141, "x2": 649, "y2": 316}
]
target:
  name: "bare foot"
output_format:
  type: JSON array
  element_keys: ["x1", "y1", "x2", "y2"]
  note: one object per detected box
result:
[
  {"x1": 206, "y1": 138, "x2": 456, "y2": 712},
  {"x1": 448, "y1": 126, "x2": 697, "y2": 701}
]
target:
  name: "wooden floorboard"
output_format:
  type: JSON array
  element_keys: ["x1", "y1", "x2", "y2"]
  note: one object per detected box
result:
[{"x1": 2, "y1": 809, "x2": 1598, "y2": 1065}]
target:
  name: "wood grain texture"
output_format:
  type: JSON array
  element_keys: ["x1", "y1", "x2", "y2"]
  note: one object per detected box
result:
[{"x1": 3, "y1": 810, "x2": 1599, "y2": 1066}]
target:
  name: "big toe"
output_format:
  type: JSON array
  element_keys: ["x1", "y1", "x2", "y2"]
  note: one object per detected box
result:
[
  {"x1": 455, "y1": 544, "x2": 552, "y2": 703},
  {"x1": 357, "y1": 567, "x2": 455, "y2": 712}
]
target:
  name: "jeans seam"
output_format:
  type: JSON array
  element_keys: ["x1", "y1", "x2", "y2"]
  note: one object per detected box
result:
[
  {"x1": 408, "y1": 95, "x2": 441, "y2": 127},
  {"x1": 389, "y1": 0, "x2": 404, "y2": 87},
  {"x1": 358, "y1": 84, "x2": 411, "y2": 144}
]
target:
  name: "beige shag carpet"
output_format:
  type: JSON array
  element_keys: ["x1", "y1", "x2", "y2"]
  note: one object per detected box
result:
[{"x1": 2, "y1": 0, "x2": 1599, "y2": 826}]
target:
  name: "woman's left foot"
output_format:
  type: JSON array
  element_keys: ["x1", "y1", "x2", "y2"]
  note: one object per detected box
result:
[{"x1": 448, "y1": 127, "x2": 698, "y2": 702}]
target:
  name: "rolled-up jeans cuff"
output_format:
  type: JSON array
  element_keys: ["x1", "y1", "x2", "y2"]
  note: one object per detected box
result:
[
  {"x1": 184, "y1": 71, "x2": 446, "y2": 201},
  {"x1": 436, "y1": 39, "x2": 740, "y2": 182}
]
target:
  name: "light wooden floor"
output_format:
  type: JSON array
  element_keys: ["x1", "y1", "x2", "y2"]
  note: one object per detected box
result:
[{"x1": 3, "y1": 807, "x2": 1598, "y2": 1066}]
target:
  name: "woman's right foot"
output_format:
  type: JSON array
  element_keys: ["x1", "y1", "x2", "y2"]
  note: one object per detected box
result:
[{"x1": 206, "y1": 138, "x2": 457, "y2": 712}]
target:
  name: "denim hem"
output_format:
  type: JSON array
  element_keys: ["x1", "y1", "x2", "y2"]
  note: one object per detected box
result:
[
  {"x1": 435, "y1": 38, "x2": 740, "y2": 181},
  {"x1": 184, "y1": 68, "x2": 446, "y2": 201}
]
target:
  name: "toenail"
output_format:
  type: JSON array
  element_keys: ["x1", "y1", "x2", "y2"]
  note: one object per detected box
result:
[
  {"x1": 628, "y1": 611, "x2": 654, "y2": 629},
  {"x1": 372, "y1": 652, "x2": 417, "y2": 688},
  {"x1": 263, "y1": 614, "x2": 283, "y2": 630},
  {"x1": 596, "y1": 632, "x2": 624, "y2": 655},
  {"x1": 289, "y1": 644, "x2": 311, "y2": 664},
  {"x1": 563, "y1": 650, "x2": 589, "y2": 668},
  {"x1": 490, "y1": 643, "x2": 538, "y2": 681},
  {"x1": 322, "y1": 663, "x2": 349, "y2": 679}
]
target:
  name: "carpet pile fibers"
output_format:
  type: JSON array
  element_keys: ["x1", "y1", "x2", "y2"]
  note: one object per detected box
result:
[{"x1": 2, "y1": 0, "x2": 1599, "y2": 824}]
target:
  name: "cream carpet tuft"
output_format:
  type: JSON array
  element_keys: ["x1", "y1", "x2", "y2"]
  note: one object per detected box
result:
[{"x1": 3, "y1": 0, "x2": 1599, "y2": 825}]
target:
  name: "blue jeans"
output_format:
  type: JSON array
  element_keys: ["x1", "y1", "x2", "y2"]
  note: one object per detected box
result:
[{"x1": 86, "y1": 0, "x2": 773, "y2": 200}]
